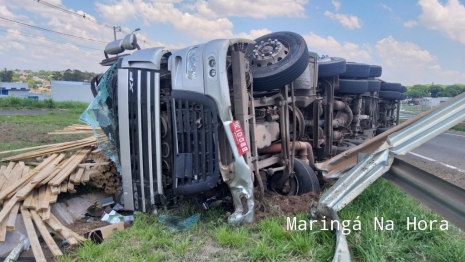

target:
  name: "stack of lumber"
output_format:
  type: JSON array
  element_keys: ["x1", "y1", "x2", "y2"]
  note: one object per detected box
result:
[
  {"x1": 0, "y1": 155, "x2": 89, "y2": 260},
  {"x1": 48, "y1": 124, "x2": 102, "y2": 135},
  {"x1": 0, "y1": 133, "x2": 121, "y2": 260}
]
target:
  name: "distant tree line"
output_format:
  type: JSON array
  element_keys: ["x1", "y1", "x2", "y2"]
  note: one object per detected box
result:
[
  {"x1": 0, "y1": 68, "x2": 99, "y2": 89},
  {"x1": 405, "y1": 84, "x2": 465, "y2": 98}
]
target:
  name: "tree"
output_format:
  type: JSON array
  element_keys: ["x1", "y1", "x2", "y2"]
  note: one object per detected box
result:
[
  {"x1": 0, "y1": 69, "x2": 13, "y2": 82},
  {"x1": 406, "y1": 84, "x2": 429, "y2": 98},
  {"x1": 444, "y1": 85, "x2": 464, "y2": 97},
  {"x1": 429, "y1": 85, "x2": 444, "y2": 97}
]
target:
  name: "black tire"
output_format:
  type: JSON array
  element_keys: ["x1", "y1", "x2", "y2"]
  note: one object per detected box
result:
[
  {"x1": 380, "y1": 82, "x2": 402, "y2": 92},
  {"x1": 379, "y1": 91, "x2": 404, "y2": 100},
  {"x1": 376, "y1": 126, "x2": 392, "y2": 135},
  {"x1": 400, "y1": 85, "x2": 407, "y2": 93},
  {"x1": 337, "y1": 79, "x2": 368, "y2": 94},
  {"x1": 245, "y1": 31, "x2": 309, "y2": 91},
  {"x1": 367, "y1": 80, "x2": 381, "y2": 92},
  {"x1": 292, "y1": 159, "x2": 320, "y2": 195},
  {"x1": 335, "y1": 141, "x2": 356, "y2": 155},
  {"x1": 340, "y1": 62, "x2": 371, "y2": 78},
  {"x1": 369, "y1": 65, "x2": 382, "y2": 77},
  {"x1": 318, "y1": 57, "x2": 346, "y2": 78}
]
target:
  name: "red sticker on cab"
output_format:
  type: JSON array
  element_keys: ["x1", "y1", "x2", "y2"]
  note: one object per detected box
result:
[{"x1": 229, "y1": 120, "x2": 249, "y2": 155}]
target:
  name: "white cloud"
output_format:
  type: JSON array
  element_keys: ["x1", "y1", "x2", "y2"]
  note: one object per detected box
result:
[
  {"x1": 375, "y1": 36, "x2": 465, "y2": 85},
  {"x1": 381, "y1": 4, "x2": 393, "y2": 13},
  {"x1": 324, "y1": 11, "x2": 362, "y2": 29},
  {"x1": 416, "y1": 0, "x2": 465, "y2": 44},
  {"x1": 403, "y1": 20, "x2": 418, "y2": 27},
  {"x1": 234, "y1": 28, "x2": 272, "y2": 40},
  {"x1": 0, "y1": 5, "x2": 16, "y2": 19},
  {"x1": 192, "y1": 0, "x2": 308, "y2": 19},
  {"x1": 302, "y1": 32, "x2": 371, "y2": 61},
  {"x1": 332, "y1": 0, "x2": 341, "y2": 11}
]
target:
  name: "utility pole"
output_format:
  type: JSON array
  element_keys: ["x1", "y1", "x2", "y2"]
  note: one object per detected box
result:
[{"x1": 113, "y1": 26, "x2": 121, "y2": 40}]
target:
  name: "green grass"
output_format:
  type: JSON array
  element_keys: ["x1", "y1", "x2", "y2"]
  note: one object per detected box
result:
[
  {"x1": 0, "y1": 101, "x2": 90, "y2": 165},
  {"x1": 0, "y1": 97, "x2": 89, "y2": 110},
  {"x1": 1, "y1": 104, "x2": 464, "y2": 261},
  {"x1": 53, "y1": 180, "x2": 465, "y2": 262}
]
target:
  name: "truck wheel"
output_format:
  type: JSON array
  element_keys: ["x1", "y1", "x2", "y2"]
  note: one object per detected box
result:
[
  {"x1": 291, "y1": 159, "x2": 320, "y2": 195},
  {"x1": 369, "y1": 65, "x2": 382, "y2": 77},
  {"x1": 245, "y1": 31, "x2": 309, "y2": 91},
  {"x1": 318, "y1": 57, "x2": 346, "y2": 78},
  {"x1": 379, "y1": 91, "x2": 404, "y2": 100},
  {"x1": 340, "y1": 62, "x2": 371, "y2": 78},
  {"x1": 337, "y1": 79, "x2": 368, "y2": 94},
  {"x1": 380, "y1": 82, "x2": 402, "y2": 92},
  {"x1": 271, "y1": 158, "x2": 320, "y2": 195},
  {"x1": 400, "y1": 85, "x2": 407, "y2": 93},
  {"x1": 367, "y1": 79, "x2": 381, "y2": 92}
]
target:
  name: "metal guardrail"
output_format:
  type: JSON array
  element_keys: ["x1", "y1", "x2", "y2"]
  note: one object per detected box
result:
[{"x1": 310, "y1": 91, "x2": 465, "y2": 262}]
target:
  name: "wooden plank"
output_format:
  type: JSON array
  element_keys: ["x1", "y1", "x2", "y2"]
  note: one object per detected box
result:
[
  {"x1": 0, "y1": 194, "x2": 18, "y2": 229},
  {"x1": 15, "y1": 154, "x2": 65, "y2": 200},
  {"x1": 49, "y1": 193, "x2": 58, "y2": 204},
  {"x1": 22, "y1": 192, "x2": 34, "y2": 208},
  {"x1": 73, "y1": 168, "x2": 84, "y2": 184},
  {"x1": 69, "y1": 171, "x2": 76, "y2": 184},
  {"x1": 0, "y1": 210, "x2": 7, "y2": 242},
  {"x1": 0, "y1": 164, "x2": 16, "y2": 192},
  {"x1": 60, "y1": 181, "x2": 68, "y2": 193},
  {"x1": 46, "y1": 214, "x2": 79, "y2": 244},
  {"x1": 81, "y1": 167, "x2": 91, "y2": 183},
  {"x1": 6, "y1": 202, "x2": 20, "y2": 231},
  {"x1": 4, "y1": 162, "x2": 16, "y2": 175},
  {"x1": 67, "y1": 178, "x2": 76, "y2": 194},
  {"x1": 4, "y1": 164, "x2": 21, "y2": 190},
  {"x1": 21, "y1": 165, "x2": 30, "y2": 179},
  {"x1": 1, "y1": 137, "x2": 96, "y2": 162},
  {"x1": 39, "y1": 186, "x2": 51, "y2": 211},
  {"x1": 41, "y1": 213, "x2": 61, "y2": 232},
  {"x1": 30, "y1": 153, "x2": 66, "y2": 185},
  {"x1": 29, "y1": 210, "x2": 63, "y2": 257},
  {"x1": 30, "y1": 190, "x2": 39, "y2": 210},
  {"x1": 36, "y1": 154, "x2": 75, "y2": 186},
  {"x1": 49, "y1": 147, "x2": 92, "y2": 186},
  {"x1": 0, "y1": 140, "x2": 79, "y2": 156},
  {"x1": 41, "y1": 206, "x2": 51, "y2": 221},
  {"x1": 0, "y1": 166, "x2": 8, "y2": 190},
  {"x1": 20, "y1": 206, "x2": 47, "y2": 262},
  {"x1": 50, "y1": 186, "x2": 60, "y2": 195},
  {"x1": 0, "y1": 154, "x2": 58, "y2": 200}
]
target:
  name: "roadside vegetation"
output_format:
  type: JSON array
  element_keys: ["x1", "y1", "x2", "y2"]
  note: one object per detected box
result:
[
  {"x1": 401, "y1": 104, "x2": 465, "y2": 132},
  {"x1": 0, "y1": 97, "x2": 88, "y2": 111},
  {"x1": 1, "y1": 102, "x2": 464, "y2": 261}
]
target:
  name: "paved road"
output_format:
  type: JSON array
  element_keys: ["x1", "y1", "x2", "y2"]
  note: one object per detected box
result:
[{"x1": 397, "y1": 131, "x2": 465, "y2": 188}]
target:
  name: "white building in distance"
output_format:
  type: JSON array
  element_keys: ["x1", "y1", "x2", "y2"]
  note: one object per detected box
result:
[{"x1": 51, "y1": 81, "x2": 94, "y2": 103}]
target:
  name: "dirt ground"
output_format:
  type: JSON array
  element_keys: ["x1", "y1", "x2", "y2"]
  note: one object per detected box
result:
[{"x1": 255, "y1": 191, "x2": 319, "y2": 221}]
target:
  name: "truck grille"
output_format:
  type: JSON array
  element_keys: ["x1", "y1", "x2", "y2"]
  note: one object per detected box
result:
[
  {"x1": 171, "y1": 90, "x2": 220, "y2": 195},
  {"x1": 123, "y1": 68, "x2": 160, "y2": 212}
]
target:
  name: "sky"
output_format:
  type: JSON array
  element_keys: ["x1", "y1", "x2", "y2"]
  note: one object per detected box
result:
[{"x1": 1, "y1": 0, "x2": 465, "y2": 86}]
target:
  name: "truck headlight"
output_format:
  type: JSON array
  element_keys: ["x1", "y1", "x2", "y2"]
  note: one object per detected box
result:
[{"x1": 186, "y1": 47, "x2": 198, "y2": 79}]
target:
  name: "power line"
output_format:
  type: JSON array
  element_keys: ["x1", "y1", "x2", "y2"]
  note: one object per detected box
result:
[
  {"x1": 34, "y1": 0, "x2": 132, "y2": 34},
  {"x1": 0, "y1": 27, "x2": 102, "y2": 51},
  {"x1": 0, "y1": 35, "x2": 101, "y2": 54},
  {"x1": 0, "y1": 16, "x2": 107, "y2": 43}
]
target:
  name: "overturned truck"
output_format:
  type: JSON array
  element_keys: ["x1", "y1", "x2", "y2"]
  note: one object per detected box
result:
[{"x1": 89, "y1": 31, "x2": 408, "y2": 225}]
